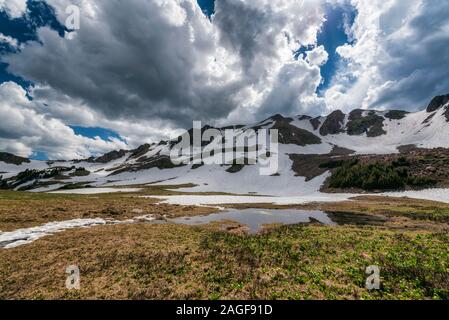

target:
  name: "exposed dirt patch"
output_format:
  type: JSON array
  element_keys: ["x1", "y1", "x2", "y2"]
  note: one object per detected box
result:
[
  {"x1": 289, "y1": 154, "x2": 331, "y2": 181},
  {"x1": 289, "y1": 148, "x2": 353, "y2": 181},
  {"x1": 329, "y1": 146, "x2": 355, "y2": 156}
]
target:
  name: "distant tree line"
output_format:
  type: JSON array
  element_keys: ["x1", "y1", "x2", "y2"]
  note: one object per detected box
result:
[{"x1": 328, "y1": 157, "x2": 436, "y2": 191}]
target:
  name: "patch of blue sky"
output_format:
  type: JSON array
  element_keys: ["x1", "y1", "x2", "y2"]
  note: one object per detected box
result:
[
  {"x1": 197, "y1": 0, "x2": 215, "y2": 18},
  {"x1": 295, "y1": 2, "x2": 357, "y2": 95},
  {"x1": 0, "y1": 0, "x2": 67, "y2": 87},
  {"x1": 30, "y1": 151, "x2": 48, "y2": 161},
  {"x1": 0, "y1": 62, "x2": 33, "y2": 88},
  {"x1": 70, "y1": 126, "x2": 126, "y2": 143}
]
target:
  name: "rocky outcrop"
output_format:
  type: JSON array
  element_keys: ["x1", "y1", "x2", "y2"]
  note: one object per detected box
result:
[
  {"x1": 129, "y1": 144, "x2": 152, "y2": 160},
  {"x1": 426, "y1": 94, "x2": 449, "y2": 113},
  {"x1": 272, "y1": 116, "x2": 321, "y2": 146},
  {"x1": 298, "y1": 115, "x2": 312, "y2": 121},
  {"x1": 385, "y1": 110, "x2": 409, "y2": 120},
  {"x1": 444, "y1": 108, "x2": 449, "y2": 122},
  {"x1": 320, "y1": 110, "x2": 345, "y2": 136},
  {"x1": 0, "y1": 152, "x2": 30, "y2": 165},
  {"x1": 310, "y1": 117, "x2": 321, "y2": 130},
  {"x1": 93, "y1": 150, "x2": 128, "y2": 163},
  {"x1": 346, "y1": 110, "x2": 386, "y2": 137},
  {"x1": 110, "y1": 155, "x2": 184, "y2": 176}
]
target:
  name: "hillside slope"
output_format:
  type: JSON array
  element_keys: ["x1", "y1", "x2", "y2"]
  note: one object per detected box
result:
[{"x1": 1, "y1": 94, "x2": 449, "y2": 195}]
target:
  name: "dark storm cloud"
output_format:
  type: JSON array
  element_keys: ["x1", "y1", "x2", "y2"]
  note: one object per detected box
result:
[
  {"x1": 3, "y1": 0, "x2": 328, "y2": 131},
  {"x1": 371, "y1": 1, "x2": 449, "y2": 109},
  {"x1": 4, "y1": 0, "x2": 243, "y2": 127},
  {"x1": 0, "y1": 0, "x2": 331, "y2": 158},
  {"x1": 327, "y1": 0, "x2": 449, "y2": 112},
  {"x1": 213, "y1": 0, "x2": 272, "y2": 71}
]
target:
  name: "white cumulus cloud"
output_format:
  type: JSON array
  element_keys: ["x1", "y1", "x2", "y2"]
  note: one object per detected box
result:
[
  {"x1": 0, "y1": 0, "x2": 27, "y2": 18},
  {"x1": 0, "y1": 82, "x2": 127, "y2": 159}
]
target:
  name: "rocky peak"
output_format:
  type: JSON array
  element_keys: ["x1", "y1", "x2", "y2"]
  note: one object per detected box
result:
[
  {"x1": 129, "y1": 144, "x2": 152, "y2": 160},
  {"x1": 426, "y1": 94, "x2": 449, "y2": 113},
  {"x1": 93, "y1": 149, "x2": 128, "y2": 163},
  {"x1": 269, "y1": 114, "x2": 288, "y2": 122},
  {"x1": 320, "y1": 110, "x2": 346, "y2": 136},
  {"x1": 309, "y1": 117, "x2": 321, "y2": 130},
  {"x1": 271, "y1": 116, "x2": 322, "y2": 146}
]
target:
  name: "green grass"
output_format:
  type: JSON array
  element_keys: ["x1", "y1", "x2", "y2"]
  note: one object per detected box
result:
[
  {"x1": 1, "y1": 190, "x2": 449, "y2": 300},
  {"x1": 0, "y1": 190, "x2": 81, "y2": 201},
  {"x1": 328, "y1": 158, "x2": 437, "y2": 191},
  {"x1": 199, "y1": 226, "x2": 449, "y2": 300},
  {"x1": 1, "y1": 222, "x2": 447, "y2": 300}
]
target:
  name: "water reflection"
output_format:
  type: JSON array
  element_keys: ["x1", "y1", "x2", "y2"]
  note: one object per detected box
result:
[{"x1": 170, "y1": 208, "x2": 337, "y2": 234}]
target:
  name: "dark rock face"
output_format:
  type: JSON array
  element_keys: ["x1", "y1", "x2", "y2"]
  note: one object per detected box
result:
[
  {"x1": 346, "y1": 110, "x2": 386, "y2": 137},
  {"x1": 444, "y1": 107, "x2": 449, "y2": 123},
  {"x1": 272, "y1": 117, "x2": 321, "y2": 146},
  {"x1": 110, "y1": 155, "x2": 184, "y2": 176},
  {"x1": 320, "y1": 110, "x2": 345, "y2": 136},
  {"x1": 269, "y1": 114, "x2": 292, "y2": 122},
  {"x1": 226, "y1": 164, "x2": 245, "y2": 173},
  {"x1": 4, "y1": 167, "x2": 73, "y2": 190},
  {"x1": 298, "y1": 115, "x2": 312, "y2": 121},
  {"x1": 0, "y1": 152, "x2": 30, "y2": 165},
  {"x1": 426, "y1": 94, "x2": 449, "y2": 113},
  {"x1": 93, "y1": 150, "x2": 128, "y2": 163},
  {"x1": 310, "y1": 117, "x2": 321, "y2": 131},
  {"x1": 348, "y1": 109, "x2": 363, "y2": 121},
  {"x1": 422, "y1": 112, "x2": 436, "y2": 124},
  {"x1": 220, "y1": 125, "x2": 245, "y2": 130},
  {"x1": 185, "y1": 125, "x2": 220, "y2": 147},
  {"x1": 385, "y1": 110, "x2": 409, "y2": 120},
  {"x1": 129, "y1": 144, "x2": 152, "y2": 160}
]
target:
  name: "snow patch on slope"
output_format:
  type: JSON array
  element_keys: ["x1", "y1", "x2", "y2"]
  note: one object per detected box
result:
[
  {"x1": 381, "y1": 188, "x2": 449, "y2": 204},
  {"x1": 0, "y1": 218, "x2": 109, "y2": 248},
  {"x1": 144, "y1": 193, "x2": 355, "y2": 206},
  {"x1": 0, "y1": 215, "x2": 156, "y2": 249}
]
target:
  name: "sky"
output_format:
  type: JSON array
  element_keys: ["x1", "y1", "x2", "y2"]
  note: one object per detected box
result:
[{"x1": 0, "y1": 0, "x2": 449, "y2": 160}]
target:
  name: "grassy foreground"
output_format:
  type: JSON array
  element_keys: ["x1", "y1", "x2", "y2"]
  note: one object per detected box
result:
[
  {"x1": 0, "y1": 190, "x2": 448, "y2": 300},
  {"x1": 0, "y1": 188, "x2": 217, "y2": 231}
]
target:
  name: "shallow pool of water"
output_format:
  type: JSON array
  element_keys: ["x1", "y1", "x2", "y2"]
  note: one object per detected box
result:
[{"x1": 170, "y1": 209, "x2": 337, "y2": 234}]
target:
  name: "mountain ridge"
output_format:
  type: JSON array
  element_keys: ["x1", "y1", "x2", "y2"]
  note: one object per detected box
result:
[{"x1": 1, "y1": 92, "x2": 449, "y2": 194}]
